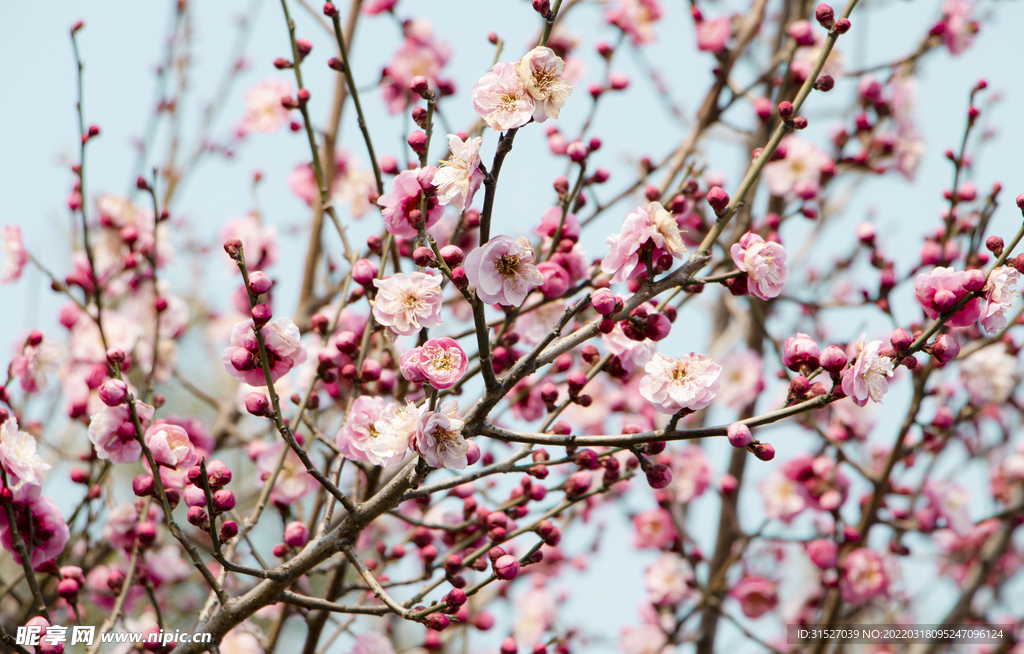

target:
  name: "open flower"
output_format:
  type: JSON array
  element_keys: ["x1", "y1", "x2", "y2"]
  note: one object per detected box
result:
[
  {"x1": 981, "y1": 266, "x2": 1018, "y2": 334},
  {"x1": 644, "y1": 552, "x2": 694, "y2": 606},
  {"x1": 402, "y1": 337, "x2": 468, "y2": 389},
  {"x1": 607, "y1": 0, "x2": 664, "y2": 44},
  {"x1": 0, "y1": 497, "x2": 70, "y2": 568},
  {"x1": 222, "y1": 317, "x2": 307, "y2": 387},
  {"x1": 372, "y1": 272, "x2": 444, "y2": 336},
  {"x1": 239, "y1": 78, "x2": 294, "y2": 134},
  {"x1": 371, "y1": 403, "x2": 423, "y2": 468},
  {"x1": 731, "y1": 232, "x2": 789, "y2": 300},
  {"x1": 256, "y1": 442, "x2": 318, "y2": 504},
  {"x1": 840, "y1": 337, "x2": 894, "y2": 407},
  {"x1": 464, "y1": 235, "x2": 545, "y2": 306},
  {"x1": 730, "y1": 576, "x2": 778, "y2": 618},
  {"x1": 144, "y1": 423, "x2": 199, "y2": 470},
  {"x1": 378, "y1": 167, "x2": 443, "y2": 238},
  {"x1": 0, "y1": 416, "x2": 51, "y2": 503},
  {"x1": 914, "y1": 266, "x2": 982, "y2": 327},
  {"x1": 10, "y1": 335, "x2": 60, "y2": 393},
  {"x1": 762, "y1": 136, "x2": 830, "y2": 198},
  {"x1": 88, "y1": 400, "x2": 156, "y2": 465},
  {"x1": 433, "y1": 134, "x2": 484, "y2": 212},
  {"x1": 413, "y1": 400, "x2": 468, "y2": 469},
  {"x1": 471, "y1": 62, "x2": 535, "y2": 132},
  {"x1": 336, "y1": 395, "x2": 391, "y2": 463},
  {"x1": 960, "y1": 343, "x2": 1017, "y2": 406},
  {"x1": 1, "y1": 225, "x2": 27, "y2": 283},
  {"x1": 517, "y1": 46, "x2": 573, "y2": 122},
  {"x1": 840, "y1": 548, "x2": 888, "y2": 603},
  {"x1": 601, "y1": 202, "x2": 687, "y2": 284},
  {"x1": 639, "y1": 352, "x2": 721, "y2": 415}
]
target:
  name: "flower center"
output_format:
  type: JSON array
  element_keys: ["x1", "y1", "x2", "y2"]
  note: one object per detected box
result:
[{"x1": 497, "y1": 254, "x2": 520, "y2": 278}]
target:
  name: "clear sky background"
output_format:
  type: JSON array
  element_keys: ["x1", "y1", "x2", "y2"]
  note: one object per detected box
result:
[{"x1": 2, "y1": 0, "x2": 1024, "y2": 651}]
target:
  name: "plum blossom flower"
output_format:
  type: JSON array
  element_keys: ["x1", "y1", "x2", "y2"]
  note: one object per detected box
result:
[
  {"x1": 514, "y1": 585, "x2": 555, "y2": 648},
  {"x1": 336, "y1": 395, "x2": 391, "y2": 463},
  {"x1": 840, "y1": 548, "x2": 888, "y2": 603},
  {"x1": 633, "y1": 508, "x2": 676, "y2": 549},
  {"x1": 88, "y1": 400, "x2": 156, "y2": 465},
  {"x1": 378, "y1": 167, "x2": 443, "y2": 237},
  {"x1": 639, "y1": 352, "x2": 721, "y2": 415},
  {"x1": 471, "y1": 62, "x2": 535, "y2": 132},
  {"x1": 433, "y1": 134, "x2": 484, "y2": 212},
  {"x1": 762, "y1": 136, "x2": 830, "y2": 198},
  {"x1": 464, "y1": 235, "x2": 545, "y2": 306},
  {"x1": 370, "y1": 403, "x2": 423, "y2": 468},
  {"x1": 402, "y1": 338, "x2": 468, "y2": 389},
  {"x1": 372, "y1": 272, "x2": 444, "y2": 336},
  {"x1": 940, "y1": 0, "x2": 976, "y2": 55},
  {"x1": 256, "y1": 442, "x2": 318, "y2": 504},
  {"x1": 717, "y1": 349, "x2": 764, "y2": 409},
  {"x1": 517, "y1": 46, "x2": 573, "y2": 122},
  {"x1": 607, "y1": 0, "x2": 664, "y2": 45},
  {"x1": 0, "y1": 497, "x2": 70, "y2": 568},
  {"x1": 413, "y1": 401, "x2": 468, "y2": 469},
  {"x1": 602, "y1": 202, "x2": 687, "y2": 284},
  {"x1": 981, "y1": 266, "x2": 1018, "y2": 334},
  {"x1": 695, "y1": 16, "x2": 731, "y2": 53},
  {"x1": 144, "y1": 423, "x2": 199, "y2": 470},
  {"x1": 239, "y1": 78, "x2": 294, "y2": 134},
  {"x1": 1, "y1": 225, "x2": 27, "y2": 283},
  {"x1": 914, "y1": 267, "x2": 982, "y2": 327},
  {"x1": 349, "y1": 633, "x2": 396, "y2": 654},
  {"x1": 222, "y1": 317, "x2": 307, "y2": 387},
  {"x1": 761, "y1": 469, "x2": 806, "y2": 522},
  {"x1": 535, "y1": 206, "x2": 580, "y2": 242},
  {"x1": 730, "y1": 576, "x2": 778, "y2": 618},
  {"x1": 620, "y1": 624, "x2": 673, "y2": 654},
  {"x1": 670, "y1": 447, "x2": 710, "y2": 504},
  {"x1": 380, "y1": 20, "x2": 452, "y2": 114},
  {"x1": 960, "y1": 343, "x2": 1017, "y2": 406},
  {"x1": 602, "y1": 323, "x2": 657, "y2": 375},
  {"x1": 645, "y1": 552, "x2": 694, "y2": 605},
  {"x1": 1, "y1": 416, "x2": 51, "y2": 502},
  {"x1": 840, "y1": 337, "x2": 894, "y2": 407},
  {"x1": 730, "y1": 232, "x2": 789, "y2": 300},
  {"x1": 925, "y1": 481, "x2": 972, "y2": 535},
  {"x1": 10, "y1": 335, "x2": 60, "y2": 393}
]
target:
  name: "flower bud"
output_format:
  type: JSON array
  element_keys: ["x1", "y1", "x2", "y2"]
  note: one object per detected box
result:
[
  {"x1": 361, "y1": 358, "x2": 382, "y2": 382},
  {"x1": 187, "y1": 506, "x2": 208, "y2": 528},
  {"x1": 932, "y1": 289, "x2": 958, "y2": 313},
  {"x1": 450, "y1": 266, "x2": 469, "y2": 288},
  {"x1": 931, "y1": 334, "x2": 960, "y2": 365},
  {"x1": 212, "y1": 489, "x2": 236, "y2": 513},
  {"x1": 284, "y1": 521, "x2": 310, "y2": 548},
  {"x1": 494, "y1": 554, "x2": 521, "y2": 580},
  {"x1": 252, "y1": 303, "x2": 273, "y2": 325},
  {"x1": 221, "y1": 520, "x2": 239, "y2": 540},
  {"x1": 426, "y1": 613, "x2": 451, "y2": 631},
  {"x1": 501, "y1": 637, "x2": 519, "y2": 654},
  {"x1": 246, "y1": 392, "x2": 272, "y2": 417},
  {"x1": 815, "y1": 3, "x2": 835, "y2": 28},
  {"x1": 752, "y1": 442, "x2": 776, "y2": 461},
  {"x1": 833, "y1": 17, "x2": 850, "y2": 33},
  {"x1": 819, "y1": 345, "x2": 847, "y2": 373},
  {"x1": 58, "y1": 578, "x2": 80, "y2": 601},
  {"x1": 440, "y1": 245, "x2": 464, "y2": 267},
  {"x1": 807, "y1": 538, "x2": 838, "y2": 569},
  {"x1": 591, "y1": 288, "x2": 616, "y2": 315},
  {"x1": 986, "y1": 236, "x2": 1004, "y2": 256},
  {"x1": 890, "y1": 328, "x2": 912, "y2": 353},
  {"x1": 106, "y1": 347, "x2": 127, "y2": 367},
  {"x1": 99, "y1": 379, "x2": 128, "y2": 407},
  {"x1": 962, "y1": 269, "x2": 986, "y2": 292},
  {"x1": 408, "y1": 130, "x2": 428, "y2": 154},
  {"x1": 645, "y1": 463, "x2": 672, "y2": 489},
  {"x1": 248, "y1": 271, "x2": 272, "y2": 295},
  {"x1": 778, "y1": 101, "x2": 794, "y2": 120},
  {"x1": 727, "y1": 423, "x2": 753, "y2": 448},
  {"x1": 566, "y1": 141, "x2": 588, "y2": 163},
  {"x1": 706, "y1": 186, "x2": 730, "y2": 213},
  {"x1": 136, "y1": 521, "x2": 157, "y2": 547},
  {"x1": 410, "y1": 76, "x2": 430, "y2": 97},
  {"x1": 720, "y1": 473, "x2": 738, "y2": 494},
  {"x1": 565, "y1": 471, "x2": 592, "y2": 497},
  {"x1": 413, "y1": 246, "x2": 436, "y2": 267}
]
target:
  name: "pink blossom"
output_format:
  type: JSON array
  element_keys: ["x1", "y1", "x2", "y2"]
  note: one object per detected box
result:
[
  {"x1": 633, "y1": 508, "x2": 677, "y2": 549},
  {"x1": 144, "y1": 423, "x2": 199, "y2": 470},
  {"x1": 336, "y1": 395, "x2": 391, "y2": 463},
  {"x1": 696, "y1": 17, "x2": 731, "y2": 53},
  {"x1": 960, "y1": 344, "x2": 1017, "y2": 406},
  {"x1": 0, "y1": 497, "x2": 70, "y2": 569},
  {"x1": 940, "y1": 0, "x2": 976, "y2": 55},
  {"x1": 607, "y1": 0, "x2": 665, "y2": 45},
  {"x1": 535, "y1": 206, "x2": 580, "y2": 242},
  {"x1": 639, "y1": 352, "x2": 721, "y2": 415},
  {"x1": 87, "y1": 400, "x2": 155, "y2": 465},
  {"x1": 840, "y1": 337, "x2": 894, "y2": 407},
  {"x1": 730, "y1": 232, "x2": 789, "y2": 300},
  {"x1": 413, "y1": 400, "x2": 468, "y2": 469},
  {"x1": 644, "y1": 552, "x2": 694, "y2": 605},
  {"x1": 925, "y1": 481, "x2": 972, "y2": 535},
  {"x1": 222, "y1": 317, "x2": 307, "y2": 387},
  {"x1": 761, "y1": 469, "x2": 806, "y2": 522},
  {"x1": 464, "y1": 235, "x2": 545, "y2": 306},
  {"x1": 370, "y1": 403, "x2": 422, "y2": 468},
  {"x1": 762, "y1": 136, "x2": 830, "y2": 197},
  {"x1": 378, "y1": 167, "x2": 443, "y2": 238},
  {"x1": 10, "y1": 336, "x2": 60, "y2": 393},
  {"x1": 380, "y1": 21, "x2": 451, "y2": 114},
  {"x1": 981, "y1": 266, "x2": 1018, "y2": 334},
  {"x1": 717, "y1": 349, "x2": 764, "y2": 409},
  {"x1": 514, "y1": 585, "x2": 555, "y2": 648},
  {"x1": 433, "y1": 134, "x2": 484, "y2": 212},
  {"x1": 602, "y1": 323, "x2": 657, "y2": 375},
  {"x1": 256, "y1": 441, "x2": 318, "y2": 504},
  {"x1": 620, "y1": 624, "x2": 673, "y2": 654},
  {"x1": 518, "y1": 300, "x2": 574, "y2": 345},
  {"x1": 471, "y1": 62, "x2": 535, "y2": 132},
  {"x1": 807, "y1": 539, "x2": 838, "y2": 569},
  {"x1": 406, "y1": 337, "x2": 468, "y2": 389},
  {"x1": 601, "y1": 202, "x2": 687, "y2": 284},
  {"x1": 220, "y1": 214, "x2": 278, "y2": 270},
  {"x1": 363, "y1": 0, "x2": 399, "y2": 14},
  {"x1": 729, "y1": 576, "x2": 778, "y2": 618},
  {"x1": 1, "y1": 225, "x2": 27, "y2": 283},
  {"x1": 517, "y1": 46, "x2": 574, "y2": 122},
  {"x1": 670, "y1": 447, "x2": 711, "y2": 503},
  {"x1": 840, "y1": 548, "x2": 888, "y2": 603},
  {"x1": 372, "y1": 272, "x2": 444, "y2": 336},
  {"x1": 0, "y1": 416, "x2": 51, "y2": 503},
  {"x1": 239, "y1": 78, "x2": 294, "y2": 134},
  {"x1": 914, "y1": 266, "x2": 982, "y2": 327},
  {"x1": 349, "y1": 633, "x2": 396, "y2": 654}
]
